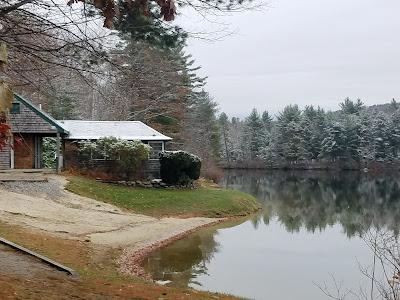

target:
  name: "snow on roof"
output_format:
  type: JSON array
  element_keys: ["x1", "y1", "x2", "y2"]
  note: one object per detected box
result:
[{"x1": 58, "y1": 120, "x2": 172, "y2": 141}]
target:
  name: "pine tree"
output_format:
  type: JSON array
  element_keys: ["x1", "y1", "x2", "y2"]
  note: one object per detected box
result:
[
  {"x1": 390, "y1": 109, "x2": 400, "y2": 159},
  {"x1": 229, "y1": 117, "x2": 245, "y2": 161},
  {"x1": 218, "y1": 112, "x2": 231, "y2": 163},
  {"x1": 243, "y1": 109, "x2": 264, "y2": 160},
  {"x1": 300, "y1": 106, "x2": 326, "y2": 160},
  {"x1": 371, "y1": 112, "x2": 392, "y2": 161},
  {"x1": 340, "y1": 98, "x2": 364, "y2": 115},
  {"x1": 185, "y1": 90, "x2": 221, "y2": 161},
  {"x1": 260, "y1": 110, "x2": 273, "y2": 153},
  {"x1": 275, "y1": 105, "x2": 303, "y2": 162},
  {"x1": 359, "y1": 110, "x2": 374, "y2": 160},
  {"x1": 341, "y1": 114, "x2": 362, "y2": 160},
  {"x1": 47, "y1": 93, "x2": 77, "y2": 120},
  {"x1": 115, "y1": 2, "x2": 187, "y2": 50},
  {"x1": 261, "y1": 111, "x2": 273, "y2": 132},
  {"x1": 390, "y1": 98, "x2": 399, "y2": 112},
  {"x1": 320, "y1": 121, "x2": 345, "y2": 160}
]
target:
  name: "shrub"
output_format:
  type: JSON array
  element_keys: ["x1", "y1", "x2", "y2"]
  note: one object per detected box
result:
[
  {"x1": 78, "y1": 137, "x2": 151, "y2": 180},
  {"x1": 42, "y1": 137, "x2": 57, "y2": 168},
  {"x1": 160, "y1": 151, "x2": 201, "y2": 185}
]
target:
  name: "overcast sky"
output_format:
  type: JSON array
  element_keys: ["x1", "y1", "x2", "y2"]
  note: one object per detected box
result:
[{"x1": 178, "y1": 0, "x2": 400, "y2": 117}]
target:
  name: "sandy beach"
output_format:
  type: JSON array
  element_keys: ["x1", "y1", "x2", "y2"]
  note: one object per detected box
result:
[{"x1": 0, "y1": 175, "x2": 218, "y2": 251}]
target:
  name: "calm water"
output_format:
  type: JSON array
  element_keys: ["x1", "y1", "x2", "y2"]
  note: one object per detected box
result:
[{"x1": 143, "y1": 170, "x2": 400, "y2": 300}]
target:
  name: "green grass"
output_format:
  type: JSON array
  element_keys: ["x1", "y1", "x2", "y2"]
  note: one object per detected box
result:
[{"x1": 66, "y1": 176, "x2": 261, "y2": 218}]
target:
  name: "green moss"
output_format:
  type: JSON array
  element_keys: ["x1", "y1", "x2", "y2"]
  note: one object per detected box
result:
[{"x1": 66, "y1": 176, "x2": 261, "y2": 218}]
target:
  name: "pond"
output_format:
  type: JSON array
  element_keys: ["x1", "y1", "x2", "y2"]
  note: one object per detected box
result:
[{"x1": 143, "y1": 170, "x2": 400, "y2": 300}]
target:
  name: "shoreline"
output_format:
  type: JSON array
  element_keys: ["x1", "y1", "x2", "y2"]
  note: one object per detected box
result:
[
  {"x1": 221, "y1": 162, "x2": 400, "y2": 172},
  {"x1": 118, "y1": 217, "x2": 232, "y2": 279},
  {"x1": 0, "y1": 175, "x2": 258, "y2": 281}
]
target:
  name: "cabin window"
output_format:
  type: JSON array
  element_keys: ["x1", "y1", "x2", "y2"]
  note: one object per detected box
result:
[
  {"x1": 148, "y1": 141, "x2": 163, "y2": 160},
  {"x1": 10, "y1": 103, "x2": 21, "y2": 114}
]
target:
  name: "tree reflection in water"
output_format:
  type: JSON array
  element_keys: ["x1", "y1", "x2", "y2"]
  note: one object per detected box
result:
[
  {"x1": 222, "y1": 170, "x2": 400, "y2": 237},
  {"x1": 143, "y1": 225, "x2": 222, "y2": 287},
  {"x1": 144, "y1": 170, "x2": 400, "y2": 288}
]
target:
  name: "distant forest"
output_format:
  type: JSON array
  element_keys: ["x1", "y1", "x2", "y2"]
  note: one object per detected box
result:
[{"x1": 217, "y1": 98, "x2": 400, "y2": 170}]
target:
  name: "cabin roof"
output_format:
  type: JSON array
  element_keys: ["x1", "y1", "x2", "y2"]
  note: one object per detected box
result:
[{"x1": 58, "y1": 120, "x2": 172, "y2": 141}]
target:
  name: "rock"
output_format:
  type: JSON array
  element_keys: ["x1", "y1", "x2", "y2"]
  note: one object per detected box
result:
[{"x1": 101, "y1": 180, "x2": 115, "y2": 184}]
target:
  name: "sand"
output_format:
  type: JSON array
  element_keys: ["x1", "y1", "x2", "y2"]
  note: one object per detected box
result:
[{"x1": 0, "y1": 175, "x2": 217, "y2": 250}]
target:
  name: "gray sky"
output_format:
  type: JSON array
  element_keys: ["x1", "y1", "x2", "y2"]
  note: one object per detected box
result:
[{"x1": 178, "y1": 0, "x2": 400, "y2": 117}]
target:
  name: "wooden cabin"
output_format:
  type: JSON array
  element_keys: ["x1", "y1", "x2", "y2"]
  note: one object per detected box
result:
[
  {"x1": 0, "y1": 94, "x2": 172, "y2": 176},
  {"x1": 59, "y1": 120, "x2": 172, "y2": 177},
  {"x1": 0, "y1": 94, "x2": 68, "y2": 171}
]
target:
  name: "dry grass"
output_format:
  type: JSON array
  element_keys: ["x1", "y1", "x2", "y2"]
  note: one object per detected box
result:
[
  {"x1": 0, "y1": 222, "x2": 242, "y2": 300},
  {"x1": 200, "y1": 160, "x2": 225, "y2": 183}
]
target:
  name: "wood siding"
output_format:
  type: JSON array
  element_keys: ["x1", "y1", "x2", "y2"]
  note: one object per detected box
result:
[
  {"x1": 10, "y1": 100, "x2": 58, "y2": 134},
  {"x1": 64, "y1": 140, "x2": 161, "y2": 179},
  {"x1": 0, "y1": 98, "x2": 61, "y2": 170},
  {"x1": 0, "y1": 144, "x2": 11, "y2": 169},
  {"x1": 14, "y1": 134, "x2": 35, "y2": 169},
  {"x1": 64, "y1": 141, "x2": 79, "y2": 170}
]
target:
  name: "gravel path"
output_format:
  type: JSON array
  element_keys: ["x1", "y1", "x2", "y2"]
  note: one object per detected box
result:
[{"x1": 0, "y1": 175, "x2": 216, "y2": 248}]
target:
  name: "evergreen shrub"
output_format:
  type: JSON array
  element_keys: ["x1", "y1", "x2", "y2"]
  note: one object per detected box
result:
[
  {"x1": 78, "y1": 137, "x2": 151, "y2": 179},
  {"x1": 160, "y1": 151, "x2": 201, "y2": 185}
]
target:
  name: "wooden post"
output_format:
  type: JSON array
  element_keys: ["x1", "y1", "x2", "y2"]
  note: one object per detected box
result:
[
  {"x1": 10, "y1": 135, "x2": 14, "y2": 169},
  {"x1": 56, "y1": 132, "x2": 61, "y2": 173}
]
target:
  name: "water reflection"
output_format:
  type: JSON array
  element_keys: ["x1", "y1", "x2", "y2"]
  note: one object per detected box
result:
[
  {"x1": 143, "y1": 171, "x2": 400, "y2": 299},
  {"x1": 144, "y1": 220, "x2": 241, "y2": 287},
  {"x1": 223, "y1": 170, "x2": 400, "y2": 236}
]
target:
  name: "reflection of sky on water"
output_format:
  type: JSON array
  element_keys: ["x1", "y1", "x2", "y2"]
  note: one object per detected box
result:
[
  {"x1": 144, "y1": 171, "x2": 399, "y2": 300},
  {"x1": 189, "y1": 219, "x2": 371, "y2": 300}
]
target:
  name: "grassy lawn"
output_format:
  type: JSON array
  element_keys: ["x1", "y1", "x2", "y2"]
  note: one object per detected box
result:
[{"x1": 66, "y1": 176, "x2": 261, "y2": 218}]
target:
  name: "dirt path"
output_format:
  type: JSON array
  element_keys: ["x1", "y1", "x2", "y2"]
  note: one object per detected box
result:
[{"x1": 0, "y1": 176, "x2": 216, "y2": 249}]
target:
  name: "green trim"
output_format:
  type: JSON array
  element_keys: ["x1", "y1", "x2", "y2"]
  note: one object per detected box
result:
[{"x1": 13, "y1": 94, "x2": 69, "y2": 134}]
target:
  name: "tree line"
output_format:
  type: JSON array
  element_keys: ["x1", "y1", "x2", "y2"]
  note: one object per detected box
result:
[{"x1": 216, "y1": 98, "x2": 400, "y2": 168}]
